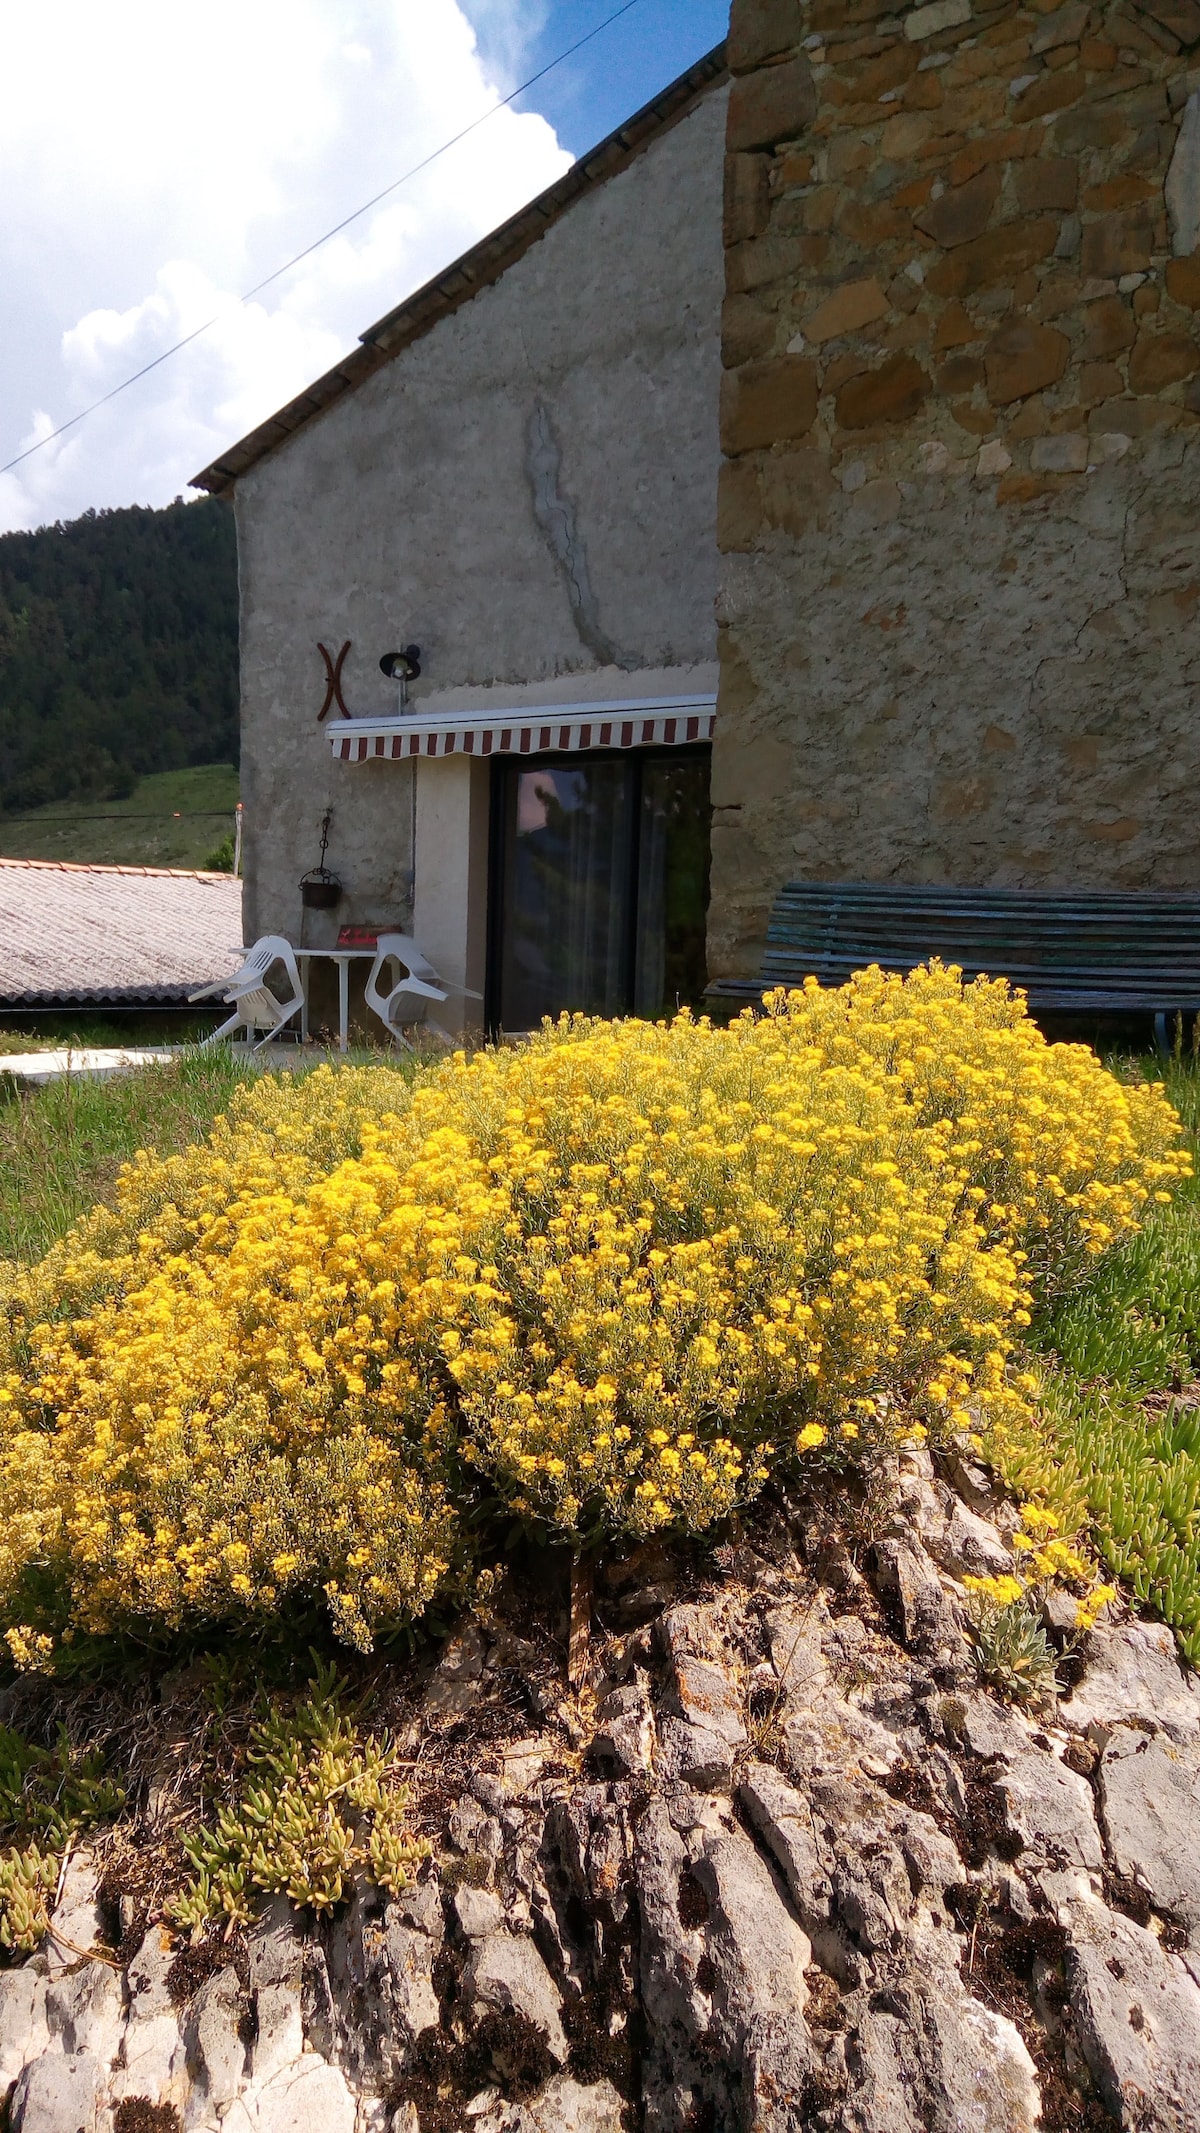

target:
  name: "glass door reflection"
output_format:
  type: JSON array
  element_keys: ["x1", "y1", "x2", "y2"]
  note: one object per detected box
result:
[{"x1": 492, "y1": 748, "x2": 710, "y2": 1030}]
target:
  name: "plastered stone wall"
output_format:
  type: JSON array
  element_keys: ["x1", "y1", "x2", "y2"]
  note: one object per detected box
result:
[
  {"x1": 234, "y1": 81, "x2": 727, "y2": 954},
  {"x1": 711, "y1": 0, "x2": 1200, "y2": 978}
]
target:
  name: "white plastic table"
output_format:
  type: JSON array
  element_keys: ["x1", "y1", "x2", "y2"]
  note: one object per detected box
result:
[{"x1": 293, "y1": 948, "x2": 376, "y2": 1052}]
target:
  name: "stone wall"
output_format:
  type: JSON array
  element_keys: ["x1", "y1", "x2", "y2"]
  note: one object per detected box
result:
[{"x1": 711, "y1": 0, "x2": 1200, "y2": 979}]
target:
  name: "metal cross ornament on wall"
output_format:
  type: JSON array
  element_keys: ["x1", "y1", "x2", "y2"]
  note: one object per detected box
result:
[{"x1": 317, "y1": 641, "x2": 352, "y2": 720}]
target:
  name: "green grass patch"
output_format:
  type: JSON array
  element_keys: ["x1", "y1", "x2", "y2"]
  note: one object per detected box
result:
[
  {"x1": 0, "y1": 1049, "x2": 258, "y2": 1263},
  {"x1": 0, "y1": 764, "x2": 239, "y2": 871},
  {"x1": 0, "y1": 1014, "x2": 221, "y2": 1057},
  {"x1": 1008, "y1": 1059, "x2": 1200, "y2": 1664}
]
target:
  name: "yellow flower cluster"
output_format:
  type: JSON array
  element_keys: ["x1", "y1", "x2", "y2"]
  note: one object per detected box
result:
[
  {"x1": 965, "y1": 1506, "x2": 1118, "y2": 1636},
  {"x1": 0, "y1": 964, "x2": 1185, "y2": 1654}
]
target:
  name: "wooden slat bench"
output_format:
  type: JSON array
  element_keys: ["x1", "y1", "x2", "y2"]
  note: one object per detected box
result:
[{"x1": 707, "y1": 882, "x2": 1200, "y2": 1026}]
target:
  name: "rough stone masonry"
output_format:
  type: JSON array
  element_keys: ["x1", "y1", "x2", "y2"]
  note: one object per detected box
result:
[{"x1": 710, "y1": 0, "x2": 1200, "y2": 980}]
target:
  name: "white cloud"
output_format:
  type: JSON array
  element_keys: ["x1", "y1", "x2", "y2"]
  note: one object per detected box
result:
[
  {"x1": 463, "y1": 0, "x2": 554, "y2": 86},
  {"x1": 0, "y1": 0, "x2": 570, "y2": 532}
]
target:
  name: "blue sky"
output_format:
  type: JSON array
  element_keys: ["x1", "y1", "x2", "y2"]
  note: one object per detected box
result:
[{"x1": 467, "y1": 1, "x2": 730, "y2": 153}]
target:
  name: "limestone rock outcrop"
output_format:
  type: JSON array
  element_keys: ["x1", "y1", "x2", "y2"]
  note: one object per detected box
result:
[{"x1": 3, "y1": 1448, "x2": 1199, "y2": 2131}]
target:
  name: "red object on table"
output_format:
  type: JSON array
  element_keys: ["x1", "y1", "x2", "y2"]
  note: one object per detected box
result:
[{"x1": 336, "y1": 926, "x2": 378, "y2": 948}]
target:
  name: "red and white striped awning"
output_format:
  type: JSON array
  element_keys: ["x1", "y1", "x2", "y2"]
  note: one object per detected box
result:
[{"x1": 330, "y1": 694, "x2": 716, "y2": 763}]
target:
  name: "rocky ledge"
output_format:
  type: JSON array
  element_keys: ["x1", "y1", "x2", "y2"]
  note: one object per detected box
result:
[{"x1": 3, "y1": 1449, "x2": 1200, "y2": 2133}]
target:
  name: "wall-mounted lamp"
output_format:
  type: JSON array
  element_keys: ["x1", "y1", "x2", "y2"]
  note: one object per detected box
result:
[{"x1": 380, "y1": 645, "x2": 422, "y2": 711}]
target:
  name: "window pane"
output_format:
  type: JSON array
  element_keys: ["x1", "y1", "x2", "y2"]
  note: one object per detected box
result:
[
  {"x1": 634, "y1": 754, "x2": 711, "y2": 1018},
  {"x1": 497, "y1": 760, "x2": 633, "y2": 1029}
]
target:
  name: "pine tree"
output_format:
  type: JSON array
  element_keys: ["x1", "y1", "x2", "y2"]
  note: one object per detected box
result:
[{"x1": 0, "y1": 498, "x2": 237, "y2": 815}]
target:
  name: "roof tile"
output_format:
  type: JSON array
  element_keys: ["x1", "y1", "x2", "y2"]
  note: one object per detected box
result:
[{"x1": 0, "y1": 861, "x2": 244, "y2": 1007}]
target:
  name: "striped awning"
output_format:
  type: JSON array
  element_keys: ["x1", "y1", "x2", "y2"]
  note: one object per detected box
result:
[{"x1": 330, "y1": 694, "x2": 716, "y2": 763}]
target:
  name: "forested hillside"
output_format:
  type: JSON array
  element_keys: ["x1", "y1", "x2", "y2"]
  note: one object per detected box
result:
[{"x1": 0, "y1": 497, "x2": 237, "y2": 815}]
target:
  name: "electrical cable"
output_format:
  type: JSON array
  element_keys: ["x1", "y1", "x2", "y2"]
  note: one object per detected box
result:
[{"x1": 1, "y1": 0, "x2": 646, "y2": 480}]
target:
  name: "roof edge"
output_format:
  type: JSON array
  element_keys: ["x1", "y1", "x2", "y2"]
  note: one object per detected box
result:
[
  {"x1": 0, "y1": 987, "x2": 224, "y2": 1009},
  {"x1": 191, "y1": 43, "x2": 728, "y2": 498},
  {"x1": 0, "y1": 858, "x2": 237, "y2": 881}
]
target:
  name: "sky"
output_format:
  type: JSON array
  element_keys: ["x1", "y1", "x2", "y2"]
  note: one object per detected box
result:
[{"x1": 0, "y1": 0, "x2": 728, "y2": 535}]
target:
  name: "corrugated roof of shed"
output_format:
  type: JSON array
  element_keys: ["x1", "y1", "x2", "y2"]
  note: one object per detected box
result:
[
  {"x1": 0, "y1": 859, "x2": 245, "y2": 1008},
  {"x1": 191, "y1": 43, "x2": 728, "y2": 498}
]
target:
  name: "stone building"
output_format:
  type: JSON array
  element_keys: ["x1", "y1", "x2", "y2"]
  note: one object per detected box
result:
[
  {"x1": 197, "y1": 4, "x2": 1200, "y2": 1022},
  {"x1": 711, "y1": 0, "x2": 1200, "y2": 981},
  {"x1": 194, "y1": 53, "x2": 728, "y2": 1036}
]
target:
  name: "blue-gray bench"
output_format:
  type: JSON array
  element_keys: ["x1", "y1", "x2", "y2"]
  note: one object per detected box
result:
[{"x1": 706, "y1": 882, "x2": 1200, "y2": 1026}]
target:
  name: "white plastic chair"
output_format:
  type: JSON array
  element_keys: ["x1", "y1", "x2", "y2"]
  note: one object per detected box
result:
[
  {"x1": 364, "y1": 933, "x2": 480, "y2": 1048},
  {"x1": 190, "y1": 934, "x2": 306, "y2": 1051}
]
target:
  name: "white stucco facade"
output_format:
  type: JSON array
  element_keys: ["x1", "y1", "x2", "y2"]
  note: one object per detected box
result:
[{"x1": 227, "y1": 72, "x2": 728, "y2": 1032}]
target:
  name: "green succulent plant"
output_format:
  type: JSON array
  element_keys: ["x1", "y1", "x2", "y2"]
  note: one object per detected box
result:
[
  {"x1": 967, "y1": 1596, "x2": 1058, "y2": 1708},
  {"x1": 171, "y1": 1666, "x2": 428, "y2": 1930}
]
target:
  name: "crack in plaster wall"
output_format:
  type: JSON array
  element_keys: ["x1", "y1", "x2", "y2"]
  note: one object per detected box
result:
[{"x1": 526, "y1": 403, "x2": 639, "y2": 673}]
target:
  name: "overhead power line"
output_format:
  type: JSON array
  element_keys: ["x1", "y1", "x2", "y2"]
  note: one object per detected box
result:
[{"x1": 1, "y1": 0, "x2": 646, "y2": 480}]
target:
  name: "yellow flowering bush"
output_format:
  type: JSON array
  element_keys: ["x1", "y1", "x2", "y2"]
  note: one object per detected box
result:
[{"x1": 0, "y1": 965, "x2": 1185, "y2": 1657}]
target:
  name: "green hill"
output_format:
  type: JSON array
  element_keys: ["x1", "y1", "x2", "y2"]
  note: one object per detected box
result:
[
  {"x1": 0, "y1": 763, "x2": 240, "y2": 870},
  {"x1": 0, "y1": 497, "x2": 238, "y2": 819}
]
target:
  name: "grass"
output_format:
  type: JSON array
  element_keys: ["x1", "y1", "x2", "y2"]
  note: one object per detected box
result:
[
  {"x1": 0, "y1": 764, "x2": 239, "y2": 871},
  {"x1": 1005, "y1": 1058, "x2": 1200, "y2": 1664},
  {"x1": 0, "y1": 1014, "x2": 220, "y2": 1057},
  {"x1": 0, "y1": 1048, "x2": 258, "y2": 1263}
]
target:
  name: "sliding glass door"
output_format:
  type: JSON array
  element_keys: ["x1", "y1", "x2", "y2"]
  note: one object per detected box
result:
[{"x1": 489, "y1": 747, "x2": 710, "y2": 1031}]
